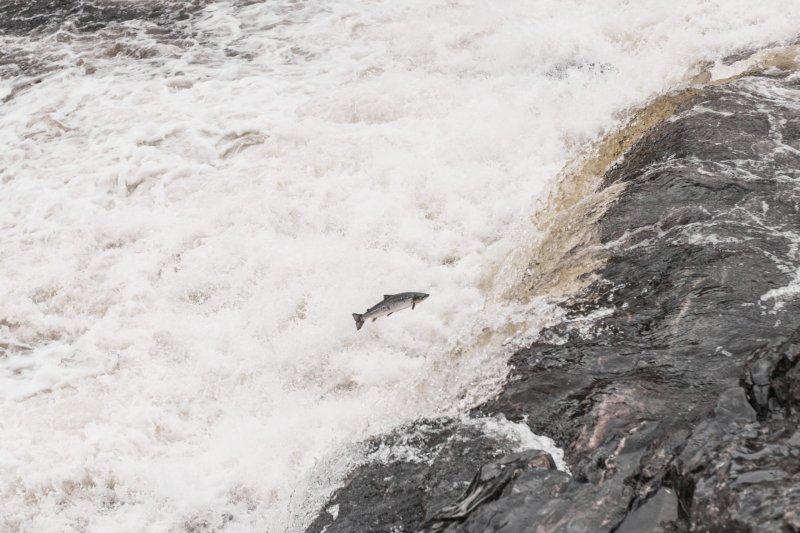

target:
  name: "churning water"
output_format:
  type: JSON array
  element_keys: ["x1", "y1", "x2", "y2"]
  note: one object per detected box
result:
[{"x1": 2, "y1": 1, "x2": 800, "y2": 530}]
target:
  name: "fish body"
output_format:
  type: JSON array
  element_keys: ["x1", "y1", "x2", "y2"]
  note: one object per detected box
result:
[{"x1": 352, "y1": 292, "x2": 429, "y2": 330}]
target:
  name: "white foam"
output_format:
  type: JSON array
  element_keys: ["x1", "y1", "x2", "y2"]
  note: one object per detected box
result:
[
  {"x1": 2, "y1": 1, "x2": 800, "y2": 530},
  {"x1": 761, "y1": 266, "x2": 800, "y2": 311},
  {"x1": 473, "y1": 416, "x2": 568, "y2": 472}
]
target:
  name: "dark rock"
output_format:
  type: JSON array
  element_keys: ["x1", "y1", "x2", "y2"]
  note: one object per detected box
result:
[
  {"x1": 743, "y1": 328, "x2": 800, "y2": 419},
  {"x1": 675, "y1": 416, "x2": 800, "y2": 532},
  {"x1": 616, "y1": 487, "x2": 679, "y2": 533},
  {"x1": 308, "y1": 74, "x2": 800, "y2": 532},
  {"x1": 420, "y1": 450, "x2": 556, "y2": 533},
  {"x1": 305, "y1": 418, "x2": 552, "y2": 533}
]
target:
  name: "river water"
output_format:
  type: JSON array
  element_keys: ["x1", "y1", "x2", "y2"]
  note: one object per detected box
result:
[{"x1": 1, "y1": 1, "x2": 799, "y2": 531}]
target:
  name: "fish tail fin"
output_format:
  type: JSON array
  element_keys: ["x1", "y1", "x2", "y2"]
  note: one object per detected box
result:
[{"x1": 352, "y1": 313, "x2": 365, "y2": 331}]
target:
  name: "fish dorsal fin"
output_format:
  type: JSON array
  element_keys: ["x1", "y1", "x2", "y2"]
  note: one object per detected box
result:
[{"x1": 383, "y1": 294, "x2": 394, "y2": 300}]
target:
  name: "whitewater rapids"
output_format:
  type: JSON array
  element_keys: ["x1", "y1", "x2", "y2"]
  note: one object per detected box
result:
[{"x1": 1, "y1": 1, "x2": 800, "y2": 531}]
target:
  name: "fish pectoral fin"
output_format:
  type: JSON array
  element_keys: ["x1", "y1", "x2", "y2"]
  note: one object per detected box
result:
[
  {"x1": 412, "y1": 302, "x2": 415, "y2": 310},
  {"x1": 383, "y1": 294, "x2": 394, "y2": 300},
  {"x1": 387, "y1": 312, "x2": 393, "y2": 316},
  {"x1": 372, "y1": 317, "x2": 377, "y2": 322}
]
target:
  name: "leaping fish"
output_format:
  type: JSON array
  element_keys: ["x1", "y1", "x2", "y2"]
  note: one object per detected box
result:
[{"x1": 352, "y1": 292, "x2": 429, "y2": 331}]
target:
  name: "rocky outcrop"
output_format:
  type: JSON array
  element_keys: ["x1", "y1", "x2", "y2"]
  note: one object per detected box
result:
[
  {"x1": 308, "y1": 71, "x2": 800, "y2": 532},
  {"x1": 305, "y1": 419, "x2": 552, "y2": 533},
  {"x1": 679, "y1": 330, "x2": 800, "y2": 532}
]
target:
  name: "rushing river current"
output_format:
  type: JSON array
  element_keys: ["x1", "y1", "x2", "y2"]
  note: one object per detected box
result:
[{"x1": 2, "y1": 1, "x2": 800, "y2": 531}]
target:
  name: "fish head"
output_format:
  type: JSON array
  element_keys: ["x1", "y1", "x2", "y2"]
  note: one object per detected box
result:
[{"x1": 412, "y1": 292, "x2": 430, "y2": 303}]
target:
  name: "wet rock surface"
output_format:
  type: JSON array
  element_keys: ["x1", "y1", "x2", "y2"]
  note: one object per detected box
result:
[
  {"x1": 679, "y1": 329, "x2": 800, "y2": 532},
  {"x1": 305, "y1": 419, "x2": 547, "y2": 533},
  {"x1": 308, "y1": 73, "x2": 800, "y2": 532}
]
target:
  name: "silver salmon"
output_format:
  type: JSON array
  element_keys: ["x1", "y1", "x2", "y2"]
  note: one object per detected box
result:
[{"x1": 352, "y1": 292, "x2": 429, "y2": 330}]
